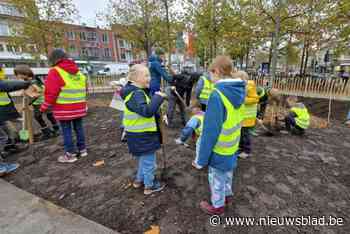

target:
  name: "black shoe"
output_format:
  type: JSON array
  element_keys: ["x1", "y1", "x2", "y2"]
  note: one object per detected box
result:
[
  {"x1": 50, "y1": 129, "x2": 60, "y2": 137},
  {"x1": 40, "y1": 128, "x2": 52, "y2": 141}
]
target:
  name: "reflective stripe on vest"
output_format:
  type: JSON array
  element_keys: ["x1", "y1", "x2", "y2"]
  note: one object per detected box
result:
[
  {"x1": 291, "y1": 103, "x2": 310, "y2": 129},
  {"x1": 199, "y1": 76, "x2": 214, "y2": 102},
  {"x1": 193, "y1": 113, "x2": 204, "y2": 136},
  {"x1": 243, "y1": 104, "x2": 258, "y2": 120},
  {"x1": 122, "y1": 90, "x2": 157, "y2": 133},
  {"x1": 212, "y1": 89, "x2": 243, "y2": 156},
  {"x1": 0, "y1": 92, "x2": 11, "y2": 106},
  {"x1": 55, "y1": 67, "x2": 87, "y2": 104}
]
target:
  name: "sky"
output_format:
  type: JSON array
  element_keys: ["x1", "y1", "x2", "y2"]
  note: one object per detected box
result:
[{"x1": 72, "y1": 0, "x2": 109, "y2": 27}]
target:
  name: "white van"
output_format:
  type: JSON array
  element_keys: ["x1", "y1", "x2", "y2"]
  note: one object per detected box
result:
[{"x1": 97, "y1": 64, "x2": 129, "y2": 76}]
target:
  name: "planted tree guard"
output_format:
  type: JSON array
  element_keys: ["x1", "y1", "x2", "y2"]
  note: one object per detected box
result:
[{"x1": 250, "y1": 75, "x2": 350, "y2": 101}]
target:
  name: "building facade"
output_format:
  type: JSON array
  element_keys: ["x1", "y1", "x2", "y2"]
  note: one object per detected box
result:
[{"x1": 0, "y1": 0, "x2": 140, "y2": 68}]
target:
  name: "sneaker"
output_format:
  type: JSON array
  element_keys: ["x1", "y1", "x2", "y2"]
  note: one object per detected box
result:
[
  {"x1": 345, "y1": 120, "x2": 350, "y2": 127},
  {"x1": 144, "y1": 181, "x2": 165, "y2": 195},
  {"x1": 133, "y1": 180, "x2": 143, "y2": 189},
  {"x1": 79, "y1": 149, "x2": 88, "y2": 158},
  {"x1": 58, "y1": 153, "x2": 78, "y2": 163},
  {"x1": 0, "y1": 165, "x2": 7, "y2": 176},
  {"x1": 0, "y1": 163, "x2": 19, "y2": 176},
  {"x1": 280, "y1": 130, "x2": 289, "y2": 135},
  {"x1": 192, "y1": 161, "x2": 203, "y2": 170},
  {"x1": 200, "y1": 200, "x2": 224, "y2": 215},
  {"x1": 238, "y1": 152, "x2": 250, "y2": 159}
]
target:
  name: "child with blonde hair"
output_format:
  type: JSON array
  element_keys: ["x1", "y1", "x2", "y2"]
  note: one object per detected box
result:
[
  {"x1": 121, "y1": 64, "x2": 167, "y2": 195},
  {"x1": 232, "y1": 70, "x2": 259, "y2": 159}
]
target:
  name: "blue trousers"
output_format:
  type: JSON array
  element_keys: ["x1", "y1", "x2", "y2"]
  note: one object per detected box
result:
[
  {"x1": 208, "y1": 166, "x2": 234, "y2": 208},
  {"x1": 59, "y1": 118, "x2": 86, "y2": 154},
  {"x1": 135, "y1": 153, "x2": 156, "y2": 188}
]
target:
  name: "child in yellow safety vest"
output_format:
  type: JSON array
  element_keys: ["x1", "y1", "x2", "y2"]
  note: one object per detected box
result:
[
  {"x1": 175, "y1": 101, "x2": 204, "y2": 169},
  {"x1": 14, "y1": 65, "x2": 60, "y2": 141},
  {"x1": 120, "y1": 64, "x2": 167, "y2": 195},
  {"x1": 195, "y1": 73, "x2": 215, "y2": 111},
  {"x1": 285, "y1": 96, "x2": 310, "y2": 135},
  {"x1": 232, "y1": 71, "x2": 259, "y2": 159},
  {"x1": 197, "y1": 56, "x2": 246, "y2": 215}
]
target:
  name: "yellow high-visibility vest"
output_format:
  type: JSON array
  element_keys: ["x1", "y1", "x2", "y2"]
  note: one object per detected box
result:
[
  {"x1": 123, "y1": 90, "x2": 157, "y2": 133},
  {"x1": 212, "y1": 89, "x2": 243, "y2": 156},
  {"x1": 199, "y1": 76, "x2": 214, "y2": 103},
  {"x1": 193, "y1": 113, "x2": 204, "y2": 136},
  {"x1": 291, "y1": 103, "x2": 310, "y2": 129},
  {"x1": 0, "y1": 92, "x2": 11, "y2": 106},
  {"x1": 55, "y1": 67, "x2": 87, "y2": 104}
]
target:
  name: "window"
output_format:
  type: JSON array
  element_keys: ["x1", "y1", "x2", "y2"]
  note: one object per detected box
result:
[
  {"x1": 88, "y1": 47, "x2": 99, "y2": 57},
  {"x1": 102, "y1": 33, "x2": 109, "y2": 43},
  {"x1": 0, "y1": 21, "x2": 9, "y2": 36},
  {"x1": 0, "y1": 44, "x2": 4, "y2": 52},
  {"x1": 119, "y1": 39, "x2": 125, "y2": 48},
  {"x1": 0, "y1": 3, "x2": 23, "y2": 17},
  {"x1": 104, "y1": 48, "x2": 111, "y2": 57},
  {"x1": 87, "y1": 31, "x2": 97, "y2": 41},
  {"x1": 80, "y1": 47, "x2": 88, "y2": 56},
  {"x1": 120, "y1": 52, "x2": 126, "y2": 60},
  {"x1": 66, "y1": 31, "x2": 75, "y2": 40},
  {"x1": 79, "y1": 31, "x2": 86, "y2": 41}
]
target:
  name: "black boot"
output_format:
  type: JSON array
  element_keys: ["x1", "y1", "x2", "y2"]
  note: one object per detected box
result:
[
  {"x1": 50, "y1": 125, "x2": 60, "y2": 137},
  {"x1": 40, "y1": 128, "x2": 52, "y2": 141}
]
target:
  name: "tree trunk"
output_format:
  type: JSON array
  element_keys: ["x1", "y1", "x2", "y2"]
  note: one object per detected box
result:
[
  {"x1": 303, "y1": 42, "x2": 309, "y2": 76},
  {"x1": 245, "y1": 44, "x2": 250, "y2": 71},
  {"x1": 270, "y1": 15, "x2": 280, "y2": 85},
  {"x1": 268, "y1": 37, "x2": 273, "y2": 73},
  {"x1": 299, "y1": 41, "x2": 305, "y2": 76},
  {"x1": 163, "y1": 0, "x2": 171, "y2": 66}
]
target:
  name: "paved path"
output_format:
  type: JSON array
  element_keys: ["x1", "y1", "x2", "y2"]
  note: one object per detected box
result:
[{"x1": 0, "y1": 179, "x2": 118, "y2": 234}]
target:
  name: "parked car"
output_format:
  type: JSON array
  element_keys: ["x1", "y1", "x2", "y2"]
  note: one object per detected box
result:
[{"x1": 97, "y1": 64, "x2": 129, "y2": 76}]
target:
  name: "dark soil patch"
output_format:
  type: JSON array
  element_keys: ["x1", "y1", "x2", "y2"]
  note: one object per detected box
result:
[{"x1": 3, "y1": 99, "x2": 350, "y2": 234}]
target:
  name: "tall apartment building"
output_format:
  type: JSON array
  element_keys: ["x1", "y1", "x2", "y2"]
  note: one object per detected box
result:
[{"x1": 0, "y1": 0, "x2": 140, "y2": 68}]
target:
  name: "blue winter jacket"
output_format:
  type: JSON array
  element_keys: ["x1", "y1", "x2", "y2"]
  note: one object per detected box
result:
[
  {"x1": 197, "y1": 78, "x2": 246, "y2": 171},
  {"x1": 148, "y1": 55, "x2": 172, "y2": 95},
  {"x1": 121, "y1": 83, "x2": 164, "y2": 156}
]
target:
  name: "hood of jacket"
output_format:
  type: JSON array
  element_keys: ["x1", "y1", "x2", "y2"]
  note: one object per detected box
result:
[
  {"x1": 215, "y1": 78, "x2": 246, "y2": 108},
  {"x1": 56, "y1": 59, "x2": 79, "y2": 75},
  {"x1": 148, "y1": 55, "x2": 162, "y2": 64},
  {"x1": 121, "y1": 82, "x2": 139, "y2": 100}
]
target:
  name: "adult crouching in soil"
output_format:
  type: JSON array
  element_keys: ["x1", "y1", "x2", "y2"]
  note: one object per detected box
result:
[
  {"x1": 40, "y1": 49, "x2": 88, "y2": 163},
  {"x1": 196, "y1": 56, "x2": 246, "y2": 215}
]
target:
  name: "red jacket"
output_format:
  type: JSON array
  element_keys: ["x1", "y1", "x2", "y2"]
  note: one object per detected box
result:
[{"x1": 40, "y1": 59, "x2": 87, "y2": 121}]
